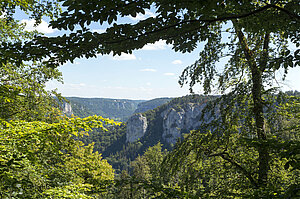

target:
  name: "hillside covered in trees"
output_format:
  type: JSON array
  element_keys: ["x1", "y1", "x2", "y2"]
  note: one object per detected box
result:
[
  {"x1": 1, "y1": 0, "x2": 299, "y2": 198},
  {"x1": 62, "y1": 97, "x2": 172, "y2": 121},
  {"x1": 63, "y1": 97, "x2": 145, "y2": 121}
]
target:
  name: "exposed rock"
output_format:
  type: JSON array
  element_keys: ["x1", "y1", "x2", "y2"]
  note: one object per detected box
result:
[
  {"x1": 126, "y1": 113, "x2": 148, "y2": 143},
  {"x1": 126, "y1": 102, "x2": 210, "y2": 144},
  {"x1": 161, "y1": 103, "x2": 206, "y2": 144},
  {"x1": 63, "y1": 102, "x2": 73, "y2": 116}
]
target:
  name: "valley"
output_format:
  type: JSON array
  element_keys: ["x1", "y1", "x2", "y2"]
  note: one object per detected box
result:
[{"x1": 63, "y1": 95, "x2": 214, "y2": 172}]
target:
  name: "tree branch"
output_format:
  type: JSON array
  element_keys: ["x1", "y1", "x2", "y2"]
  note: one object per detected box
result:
[
  {"x1": 233, "y1": 24, "x2": 255, "y2": 68},
  {"x1": 103, "y1": 3, "x2": 296, "y2": 45},
  {"x1": 269, "y1": 4, "x2": 300, "y2": 20},
  {"x1": 260, "y1": 32, "x2": 270, "y2": 71},
  {"x1": 220, "y1": 153, "x2": 258, "y2": 188},
  {"x1": 206, "y1": 150, "x2": 258, "y2": 188}
]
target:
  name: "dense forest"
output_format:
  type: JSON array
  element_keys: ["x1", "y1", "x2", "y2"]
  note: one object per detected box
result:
[{"x1": 1, "y1": 0, "x2": 299, "y2": 198}]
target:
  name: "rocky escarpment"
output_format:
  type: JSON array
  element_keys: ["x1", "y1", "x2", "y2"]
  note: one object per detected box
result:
[
  {"x1": 126, "y1": 113, "x2": 148, "y2": 143},
  {"x1": 63, "y1": 102, "x2": 73, "y2": 116},
  {"x1": 161, "y1": 103, "x2": 206, "y2": 144},
  {"x1": 126, "y1": 98, "x2": 211, "y2": 145}
]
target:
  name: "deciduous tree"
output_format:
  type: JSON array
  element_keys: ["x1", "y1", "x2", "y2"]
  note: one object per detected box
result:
[
  {"x1": 0, "y1": 116, "x2": 117, "y2": 198},
  {"x1": 0, "y1": 1, "x2": 62, "y2": 122}
]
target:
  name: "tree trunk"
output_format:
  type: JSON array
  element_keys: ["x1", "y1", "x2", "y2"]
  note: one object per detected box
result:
[
  {"x1": 250, "y1": 61, "x2": 269, "y2": 185},
  {"x1": 234, "y1": 25, "x2": 269, "y2": 186}
]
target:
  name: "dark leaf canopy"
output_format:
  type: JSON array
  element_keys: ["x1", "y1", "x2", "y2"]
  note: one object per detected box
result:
[{"x1": 1, "y1": 0, "x2": 299, "y2": 67}]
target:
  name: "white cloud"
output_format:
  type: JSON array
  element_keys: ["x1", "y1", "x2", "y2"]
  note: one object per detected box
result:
[
  {"x1": 142, "y1": 40, "x2": 168, "y2": 50},
  {"x1": 129, "y1": 10, "x2": 156, "y2": 21},
  {"x1": 68, "y1": 83, "x2": 87, "y2": 90},
  {"x1": 92, "y1": 29, "x2": 106, "y2": 34},
  {"x1": 140, "y1": 68, "x2": 157, "y2": 72},
  {"x1": 111, "y1": 53, "x2": 136, "y2": 61},
  {"x1": 164, "y1": 73, "x2": 175, "y2": 76},
  {"x1": 20, "y1": 19, "x2": 56, "y2": 34},
  {"x1": 146, "y1": 82, "x2": 151, "y2": 86},
  {"x1": 172, "y1": 60, "x2": 183, "y2": 65}
]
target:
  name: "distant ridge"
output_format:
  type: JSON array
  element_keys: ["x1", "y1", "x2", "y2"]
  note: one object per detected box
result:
[
  {"x1": 134, "y1": 97, "x2": 173, "y2": 114},
  {"x1": 64, "y1": 97, "x2": 144, "y2": 121},
  {"x1": 62, "y1": 97, "x2": 173, "y2": 122}
]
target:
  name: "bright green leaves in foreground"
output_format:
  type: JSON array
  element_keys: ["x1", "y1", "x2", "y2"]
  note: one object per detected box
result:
[
  {"x1": 0, "y1": 116, "x2": 118, "y2": 198},
  {"x1": 64, "y1": 143, "x2": 115, "y2": 191}
]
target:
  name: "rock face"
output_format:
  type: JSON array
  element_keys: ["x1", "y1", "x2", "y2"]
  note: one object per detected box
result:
[
  {"x1": 126, "y1": 113, "x2": 148, "y2": 143},
  {"x1": 63, "y1": 102, "x2": 73, "y2": 116},
  {"x1": 161, "y1": 103, "x2": 205, "y2": 144},
  {"x1": 126, "y1": 102, "x2": 208, "y2": 144}
]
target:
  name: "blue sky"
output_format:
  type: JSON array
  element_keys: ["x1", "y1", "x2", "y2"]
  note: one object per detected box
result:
[
  {"x1": 15, "y1": 10, "x2": 300, "y2": 100},
  {"x1": 46, "y1": 43, "x2": 202, "y2": 99}
]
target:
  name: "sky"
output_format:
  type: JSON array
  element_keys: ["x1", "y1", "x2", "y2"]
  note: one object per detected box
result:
[{"x1": 15, "y1": 10, "x2": 300, "y2": 100}]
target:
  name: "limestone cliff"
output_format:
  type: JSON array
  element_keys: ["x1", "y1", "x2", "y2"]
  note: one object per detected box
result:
[
  {"x1": 161, "y1": 103, "x2": 205, "y2": 144},
  {"x1": 126, "y1": 113, "x2": 148, "y2": 143},
  {"x1": 63, "y1": 102, "x2": 73, "y2": 116},
  {"x1": 126, "y1": 95, "x2": 212, "y2": 145}
]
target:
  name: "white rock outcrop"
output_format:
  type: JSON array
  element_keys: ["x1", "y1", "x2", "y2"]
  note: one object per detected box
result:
[
  {"x1": 126, "y1": 113, "x2": 148, "y2": 143},
  {"x1": 63, "y1": 102, "x2": 73, "y2": 116},
  {"x1": 161, "y1": 103, "x2": 205, "y2": 144},
  {"x1": 125, "y1": 101, "x2": 213, "y2": 144}
]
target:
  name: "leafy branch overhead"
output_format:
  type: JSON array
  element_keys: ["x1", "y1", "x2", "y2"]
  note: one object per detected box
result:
[{"x1": 1, "y1": 1, "x2": 299, "y2": 67}]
